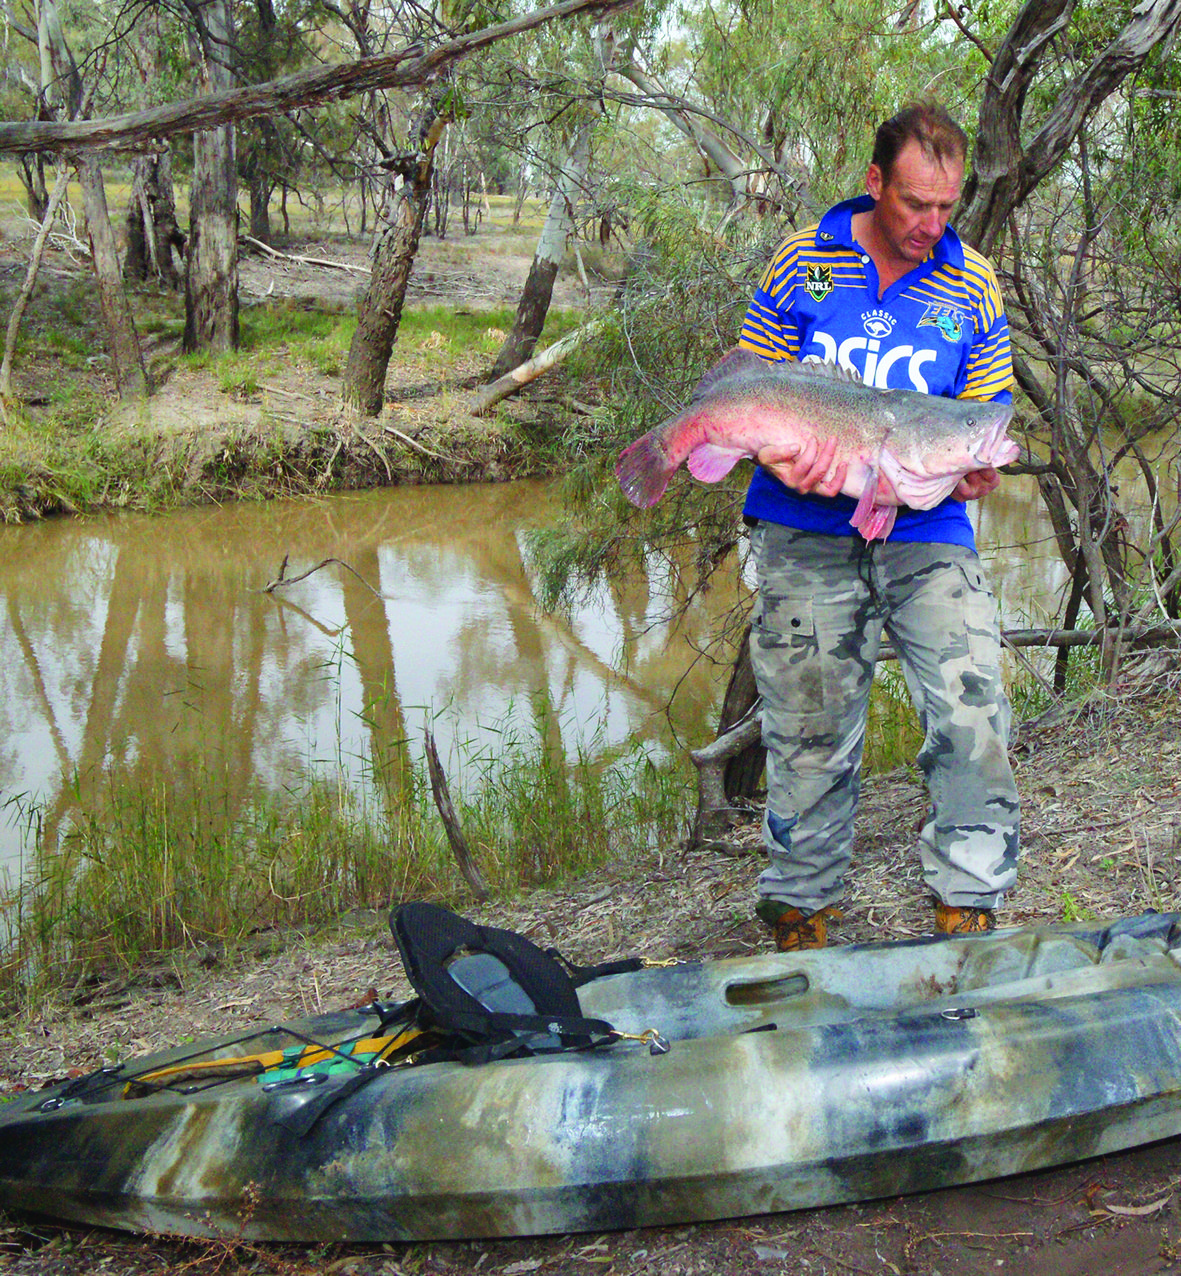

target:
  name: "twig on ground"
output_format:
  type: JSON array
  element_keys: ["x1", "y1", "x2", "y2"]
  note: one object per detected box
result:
[
  {"x1": 241, "y1": 234, "x2": 371, "y2": 274},
  {"x1": 382, "y1": 424, "x2": 467, "y2": 465}
]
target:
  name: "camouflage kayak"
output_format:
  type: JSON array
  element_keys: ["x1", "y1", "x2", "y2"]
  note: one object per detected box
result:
[{"x1": 3, "y1": 912, "x2": 1181, "y2": 1241}]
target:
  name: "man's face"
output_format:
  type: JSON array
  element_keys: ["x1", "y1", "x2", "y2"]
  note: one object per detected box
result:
[{"x1": 865, "y1": 137, "x2": 964, "y2": 265}]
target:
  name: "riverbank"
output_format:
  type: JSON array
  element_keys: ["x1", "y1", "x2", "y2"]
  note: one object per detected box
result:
[
  {"x1": 3, "y1": 677, "x2": 1181, "y2": 1275},
  {"x1": 0, "y1": 223, "x2": 603, "y2": 523}
]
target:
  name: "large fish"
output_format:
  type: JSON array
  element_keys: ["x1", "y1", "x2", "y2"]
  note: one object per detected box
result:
[{"x1": 615, "y1": 348, "x2": 1019, "y2": 540}]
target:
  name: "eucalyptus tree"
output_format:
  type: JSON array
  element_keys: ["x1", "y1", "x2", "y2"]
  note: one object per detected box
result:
[
  {"x1": 953, "y1": 0, "x2": 1181, "y2": 681},
  {"x1": 3, "y1": 0, "x2": 152, "y2": 396},
  {"x1": 484, "y1": 24, "x2": 612, "y2": 380},
  {"x1": 181, "y1": 0, "x2": 240, "y2": 353}
]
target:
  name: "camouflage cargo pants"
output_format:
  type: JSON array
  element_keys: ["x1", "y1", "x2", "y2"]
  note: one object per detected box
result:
[{"x1": 749, "y1": 522, "x2": 1020, "y2": 915}]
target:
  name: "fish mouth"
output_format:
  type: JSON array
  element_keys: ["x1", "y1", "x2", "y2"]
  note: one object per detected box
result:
[{"x1": 973, "y1": 409, "x2": 1018, "y2": 466}]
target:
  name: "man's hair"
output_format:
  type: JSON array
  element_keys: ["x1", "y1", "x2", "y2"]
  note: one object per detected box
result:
[{"x1": 872, "y1": 102, "x2": 968, "y2": 184}]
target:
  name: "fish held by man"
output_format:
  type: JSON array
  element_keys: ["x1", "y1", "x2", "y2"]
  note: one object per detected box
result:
[{"x1": 615, "y1": 349, "x2": 1019, "y2": 540}]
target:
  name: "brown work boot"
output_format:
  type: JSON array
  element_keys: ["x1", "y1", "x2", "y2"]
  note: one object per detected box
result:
[
  {"x1": 759, "y1": 904, "x2": 837, "y2": 952},
  {"x1": 934, "y1": 902, "x2": 996, "y2": 934}
]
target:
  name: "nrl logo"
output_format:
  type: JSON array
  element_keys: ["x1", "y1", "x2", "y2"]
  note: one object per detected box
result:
[{"x1": 805, "y1": 264, "x2": 833, "y2": 302}]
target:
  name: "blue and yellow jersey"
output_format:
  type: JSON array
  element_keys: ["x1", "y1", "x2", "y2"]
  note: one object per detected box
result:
[{"x1": 739, "y1": 194, "x2": 1015, "y2": 544}]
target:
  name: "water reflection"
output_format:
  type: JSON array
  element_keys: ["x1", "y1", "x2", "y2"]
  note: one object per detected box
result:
[
  {"x1": 0, "y1": 482, "x2": 741, "y2": 873},
  {"x1": 0, "y1": 469, "x2": 1159, "y2": 876}
]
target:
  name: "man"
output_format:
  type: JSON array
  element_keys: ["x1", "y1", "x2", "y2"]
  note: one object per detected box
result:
[{"x1": 738, "y1": 102, "x2": 1020, "y2": 952}]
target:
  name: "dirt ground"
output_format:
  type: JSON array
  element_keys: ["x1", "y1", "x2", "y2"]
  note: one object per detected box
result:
[
  {"x1": 3, "y1": 676, "x2": 1181, "y2": 1276},
  {"x1": 4, "y1": 227, "x2": 1181, "y2": 1273}
]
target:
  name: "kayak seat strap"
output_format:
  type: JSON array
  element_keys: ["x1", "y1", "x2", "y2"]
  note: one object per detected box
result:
[{"x1": 390, "y1": 901, "x2": 631, "y2": 1065}]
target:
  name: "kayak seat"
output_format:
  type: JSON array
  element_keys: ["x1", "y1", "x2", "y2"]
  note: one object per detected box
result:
[{"x1": 390, "y1": 901, "x2": 642, "y2": 1065}]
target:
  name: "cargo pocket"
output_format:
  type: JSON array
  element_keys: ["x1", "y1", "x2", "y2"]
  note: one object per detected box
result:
[
  {"x1": 754, "y1": 591, "x2": 816, "y2": 650},
  {"x1": 953, "y1": 558, "x2": 1001, "y2": 666}
]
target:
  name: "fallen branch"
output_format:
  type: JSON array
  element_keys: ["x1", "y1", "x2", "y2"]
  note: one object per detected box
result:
[
  {"x1": 424, "y1": 727, "x2": 488, "y2": 901},
  {"x1": 1, "y1": 165, "x2": 71, "y2": 402},
  {"x1": 242, "y1": 234, "x2": 371, "y2": 275},
  {"x1": 880, "y1": 623, "x2": 1181, "y2": 662},
  {"x1": 688, "y1": 711, "x2": 762, "y2": 849},
  {"x1": 381, "y1": 424, "x2": 468, "y2": 465},
  {"x1": 255, "y1": 555, "x2": 383, "y2": 600},
  {"x1": 470, "y1": 317, "x2": 605, "y2": 416}
]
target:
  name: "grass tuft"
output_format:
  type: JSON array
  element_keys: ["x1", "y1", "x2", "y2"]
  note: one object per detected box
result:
[{"x1": 0, "y1": 699, "x2": 689, "y2": 1014}]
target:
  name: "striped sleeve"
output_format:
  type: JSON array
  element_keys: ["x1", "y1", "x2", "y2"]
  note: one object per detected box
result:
[
  {"x1": 960, "y1": 246, "x2": 1015, "y2": 401},
  {"x1": 737, "y1": 230, "x2": 814, "y2": 362}
]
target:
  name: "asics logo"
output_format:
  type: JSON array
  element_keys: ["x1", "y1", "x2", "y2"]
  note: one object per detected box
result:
[{"x1": 804, "y1": 332, "x2": 938, "y2": 392}]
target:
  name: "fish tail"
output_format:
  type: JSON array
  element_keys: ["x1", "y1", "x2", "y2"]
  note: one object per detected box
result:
[{"x1": 616, "y1": 430, "x2": 678, "y2": 508}]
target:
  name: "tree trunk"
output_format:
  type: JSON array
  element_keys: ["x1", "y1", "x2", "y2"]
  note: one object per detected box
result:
[
  {"x1": 184, "y1": 123, "x2": 240, "y2": 353},
  {"x1": 342, "y1": 93, "x2": 449, "y2": 416},
  {"x1": 718, "y1": 625, "x2": 765, "y2": 801},
  {"x1": 1, "y1": 165, "x2": 70, "y2": 400},
  {"x1": 78, "y1": 157, "x2": 150, "y2": 397},
  {"x1": 958, "y1": 0, "x2": 1181, "y2": 253},
  {"x1": 18, "y1": 155, "x2": 50, "y2": 221},
  {"x1": 248, "y1": 162, "x2": 273, "y2": 243},
  {"x1": 183, "y1": 0, "x2": 239, "y2": 354},
  {"x1": 124, "y1": 151, "x2": 184, "y2": 289},
  {"x1": 488, "y1": 120, "x2": 594, "y2": 380}
]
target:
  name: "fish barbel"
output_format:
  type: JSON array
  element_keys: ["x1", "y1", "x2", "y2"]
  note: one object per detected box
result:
[{"x1": 615, "y1": 348, "x2": 1019, "y2": 540}]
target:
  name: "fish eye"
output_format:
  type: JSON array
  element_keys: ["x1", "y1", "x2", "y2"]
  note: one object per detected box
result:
[{"x1": 965, "y1": 417, "x2": 976, "y2": 427}]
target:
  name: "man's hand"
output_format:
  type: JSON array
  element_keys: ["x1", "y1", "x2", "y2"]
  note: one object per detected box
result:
[
  {"x1": 757, "y1": 435, "x2": 848, "y2": 497},
  {"x1": 951, "y1": 467, "x2": 1001, "y2": 502}
]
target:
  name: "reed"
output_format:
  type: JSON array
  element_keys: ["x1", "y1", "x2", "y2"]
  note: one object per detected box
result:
[{"x1": 0, "y1": 703, "x2": 689, "y2": 1013}]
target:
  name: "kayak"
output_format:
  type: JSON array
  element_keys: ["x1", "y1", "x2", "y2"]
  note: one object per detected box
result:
[{"x1": 2, "y1": 911, "x2": 1181, "y2": 1241}]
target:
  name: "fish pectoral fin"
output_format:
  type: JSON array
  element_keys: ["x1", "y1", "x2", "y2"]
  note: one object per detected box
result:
[
  {"x1": 685, "y1": 443, "x2": 751, "y2": 484},
  {"x1": 854, "y1": 503, "x2": 898, "y2": 541},
  {"x1": 849, "y1": 465, "x2": 899, "y2": 540},
  {"x1": 849, "y1": 467, "x2": 880, "y2": 530}
]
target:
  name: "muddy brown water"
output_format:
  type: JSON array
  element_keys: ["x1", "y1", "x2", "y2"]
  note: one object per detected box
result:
[
  {"x1": 0, "y1": 480, "x2": 745, "y2": 874},
  {"x1": 0, "y1": 474, "x2": 1093, "y2": 876}
]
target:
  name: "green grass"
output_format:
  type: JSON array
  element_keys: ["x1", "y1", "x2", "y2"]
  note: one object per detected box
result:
[
  {"x1": 0, "y1": 700, "x2": 689, "y2": 1014},
  {"x1": 864, "y1": 665, "x2": 925, "y2": 774}
]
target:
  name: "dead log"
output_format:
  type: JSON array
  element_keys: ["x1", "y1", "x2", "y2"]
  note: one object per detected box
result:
[
  {"x1": 425, "y1": 727, "x2": 488, "y2": 902},
  {"x1": 880, "y1": 623, "x2": 1181, "y2": 662},
  {"x1": 688, "y1": 711, "x2": 762, "y2": 850},
  {"x1": 241, "y1": 234, "x2": 371, "y2": 274},
  {"x1": 470, "y1": 318, "x2": 604, "y2": 416}
]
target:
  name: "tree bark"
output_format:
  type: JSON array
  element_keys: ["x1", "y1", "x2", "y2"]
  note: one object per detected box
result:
[
  {"x1": 342, "y1": 93, "x2": 448, "y2": 416},
  {"x1": 124, "y1": 151, "x2": 184, "y2": 289},
  {"x1": 488, "y1": 119, "x2": 594, "y2": 380},
  {"x1": 183, "y1": 0, "x2": 239, "y2": 354},
  {"x1": 77, "y1": 157, "x2": 151, "y2": 396},
  {"x1": 718, "y1": 625, "x2": 765, "y2": 801}
]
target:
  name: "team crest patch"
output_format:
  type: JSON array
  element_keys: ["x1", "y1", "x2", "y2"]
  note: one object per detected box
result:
[
  {"x1": 918, "y1": 304, "x2": 968, "y2": 342},
  {"x1": 805, "y1": 264, "x2": 833, "y2": 302}
]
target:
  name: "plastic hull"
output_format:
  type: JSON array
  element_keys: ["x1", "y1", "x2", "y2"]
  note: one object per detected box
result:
[{"x1": 3, "y1": 914, "x2": 1181, "y2": 1241}]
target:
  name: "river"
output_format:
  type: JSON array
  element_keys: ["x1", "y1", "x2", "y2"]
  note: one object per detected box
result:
[{"x1": 0, "y1": 474, "x2": 1084, "y2": 876}]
